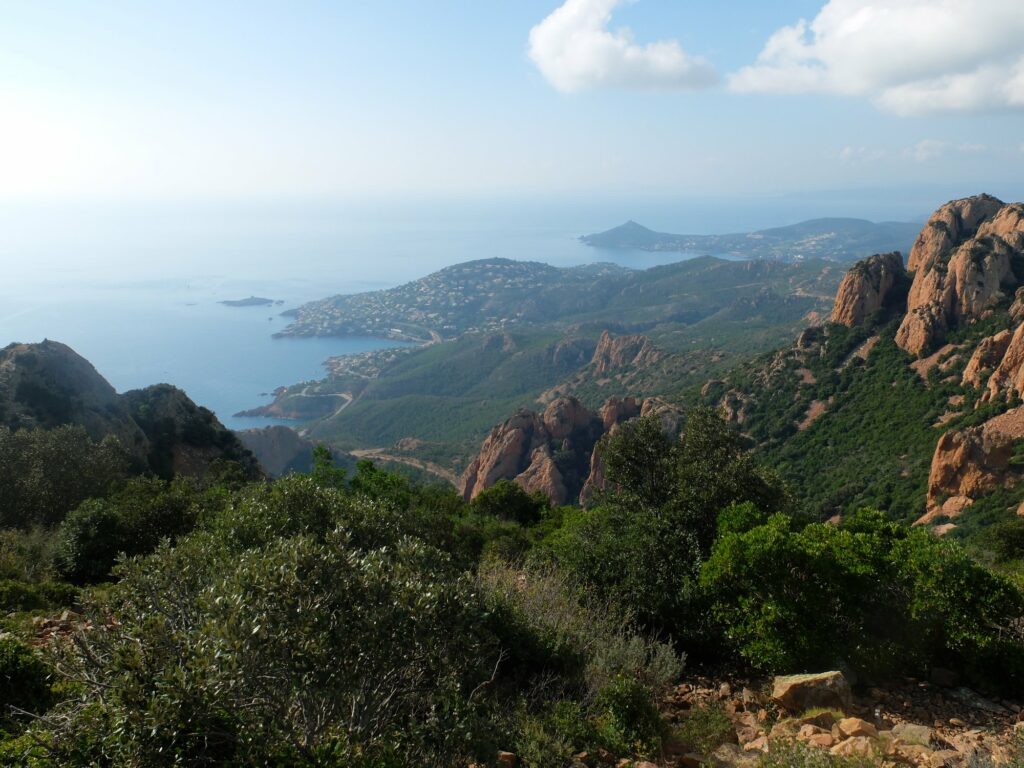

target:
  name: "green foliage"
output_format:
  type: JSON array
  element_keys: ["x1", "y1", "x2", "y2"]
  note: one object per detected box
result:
[
  {"x1": 676, "y1": 702, "x2": 735, "y2": 755},
  {"x1": 546, "y1": 409, "x2": 785, "y2": 641},
  {"x1": 591, "y1": 675, "x2": 665, "y2": 756},
  {"x1": 478, "y1": 561, "x2": 683, "y2": 703},
  {"x1": 0, "y1": 426, "x2": 130, "y2": 528},
  {"x1": 700, "y1": 509, "x2": 1024, "y2": 693},
  {"x1": 0, "y1": 580, "x2": 77, "y2": 613},
  {"x1": 0, "y1": 637, "x2": 52, "y2": 734},
  {"x1": 471, "y1": 479, "x2": 550, "y2": 526},
  {"x1": 47, "y1": 529, "x2": 498, "y2": 765},
  {"x1": 56, "y1": 477, "x2": 206, "y2": 584}
]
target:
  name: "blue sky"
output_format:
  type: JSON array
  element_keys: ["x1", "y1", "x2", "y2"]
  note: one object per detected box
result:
[{"x1": 2, "y1": 1, "x2": 1022, "y2": 205}]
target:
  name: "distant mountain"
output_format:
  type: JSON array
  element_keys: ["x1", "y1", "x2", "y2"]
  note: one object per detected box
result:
[
  {"x1": 278, "y1": 255, "x2": 840, "y2": 342},
  {"x1": 581, "y1": 217, "x2": 921, "y2": 262},
  {"x1": 0, "y1": 340, "x2": 261, "y2": 480}
]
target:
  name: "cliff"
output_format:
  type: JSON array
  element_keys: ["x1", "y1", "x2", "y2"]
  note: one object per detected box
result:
[
  {"x1": 460, "y1": 394, "x2": 680, "y2": 506},
  {"x1": 830, "y1": 252, "x2": 908, "y2": 327},
  {"x1": 590, "y1": 330, "x2": 663, "y2": 375},
  {"x1": 0, "y1": 341, "x2": 261, "y2": 481},
  {"x1": 920, "y1": 408, "x2": 1024, "y2": 526},
  {"x1": 895, "y1": 196, "x2": 1024, "y2": 356}
]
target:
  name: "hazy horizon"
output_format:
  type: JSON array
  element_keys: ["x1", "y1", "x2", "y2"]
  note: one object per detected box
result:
[{"x1": 2, "y1": 1, "x2": 1021, "y2": 208}]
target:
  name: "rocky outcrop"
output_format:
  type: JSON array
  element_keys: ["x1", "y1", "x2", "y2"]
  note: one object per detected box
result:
[
  {"x1": 896, "y1": 196, "x2": 1024, "y2": 356},
  {"x1": 906, "y1": 194, "x2": 1004, "y2": 272},
  {"x1": 460, "y1": 397, "x2": 603, "y2": 505},
  {"x1": 830, "y1": 252, "x2": 908, "y2": 327},
  {"x1": 591, "y1": 331, "x2": 663, "y2": 375},
  {"x1": 919, "y1": 407, "x2": 1024, "y2": 525},
  {"x1": 462, "y1": 394, "x2": 680, "y2": 505},
  {"x1": 984, "y1": 323, "x2": 1024, "y2": 401},
  {"x1": 961, "y1": 329, "x2": 1013, "y2": 388},
  {"x1": 771, "y1": 672, "x2": 854, "y2": 714}
]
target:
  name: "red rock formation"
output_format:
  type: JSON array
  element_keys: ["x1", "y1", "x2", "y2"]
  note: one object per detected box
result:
[
  {"x1": 830, "y1": 252, "x2": 907, "y2": 327},
  {"x1": 591, "y1": 331, "x2": 663, "y2": 375},
  {"x1": 961, "y1": 329, "x2": 1013, "y2": 389},
  {"x1": 896, "y1": 196, "x2": 1024, "y2": 356},
  {"x1": 918, "y1": 407, "x2": 1024, "y2": 525},
  {"x1": 462, "y1": 393, "x2": 680, "y2": 506},
  {"x1": 460, "y1": 397, "x2": 603, "y2": 505}
]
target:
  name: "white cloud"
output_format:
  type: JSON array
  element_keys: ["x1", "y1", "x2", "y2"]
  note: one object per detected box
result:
[
  {"x1": 908, "y1": 139, "x2": 948, "y2": 163},
  {"x1": 729, "y1": 0, "x2": 1024, "y2": 115},
  {"x1": 838, "y1": 145, "x2": 886, "y2": 164},
  {"x1": 904, "y1": 140, "x2": 988, "y2": 163},
  {"x1": 528, "y1": 0, "x2": 717, "y2": 93}
]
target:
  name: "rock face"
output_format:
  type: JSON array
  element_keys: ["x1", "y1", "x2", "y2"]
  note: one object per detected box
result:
[
  {"x1": 0, "y1": 341, "x2": 262, "y2": 481},
  {"x1": 896, "y1": 196, "x2": 1024, "y2": 356},
  {"x1": 961, "y1": 329, "x2": 1013, "y2": 388},
  {"x1": 460, "y1": 397, "x2": 603, "y2": 505},
  {"x1": 591, "y1": 331, "x2": 663, "y2": 375},
  {"x1": 771, "y1": 671, "x2": 853, "y2": 714},
  {"x1": 920, "y1": 407, "x2": 1024, "y2": 525},
  {"x1": 830, "y1": 252, "x2": 908, "y2": 327},
  {"x1": 461, "y1": 394, "x2": 679, "y2": 505}
]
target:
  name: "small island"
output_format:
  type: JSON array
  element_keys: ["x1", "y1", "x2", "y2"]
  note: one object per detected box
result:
[{"x1": 219, "y1": 296, "x2": 283, "y2": 307}]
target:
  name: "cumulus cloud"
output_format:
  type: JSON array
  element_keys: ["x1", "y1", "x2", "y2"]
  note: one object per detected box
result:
[
  {"x1": 528, "y1": 0, "x2": 717, "y2": 93},
  {"x1": 905, "y1": 140, "x2": 989, "y2": 163},
  {"x1": 729, "y1": 0, "x2": 1024, "y2": 114}
]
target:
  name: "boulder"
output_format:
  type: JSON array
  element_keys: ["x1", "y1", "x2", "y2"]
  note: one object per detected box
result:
[
  {"x1": 892, "y1": 722, "x2": 933, "y2": 747},
  {"x1": 771, "y1": 672, "x2": 853, "y2": 714},
  {"x1": 836, "y1": 717, "x2": 878, "y2": 739}
]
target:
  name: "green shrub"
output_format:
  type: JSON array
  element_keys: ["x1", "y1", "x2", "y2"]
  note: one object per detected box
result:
[
  {"x1": 478, "y1": 560, "x2": 683, "y2": 702},
  {"x1": 0, "y1": 637, "x2": 52, "y2": 733},
  {"x1": 676, "y1": 702, "x2": 735, "y2": 755},
  {"x1": 471, "y1": 479, "x2": 549, "y2": 526},
  {"x1": 47, "y1": 523, "x2": 500, "y2": 766},
  {"x1": 701, "y1": 509, "x2": 1024, "y2": 693},
  {"x1": 591, "y1": 675, "x2": 664, "y2": 756},
  {"x1": 0, "y1": 580, "x2": 77, "y2": 613}
]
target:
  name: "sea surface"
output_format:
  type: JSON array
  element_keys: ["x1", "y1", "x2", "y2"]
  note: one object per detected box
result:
[{"x1": 0, "y1": 193, "x2": 944, "y2": 429}]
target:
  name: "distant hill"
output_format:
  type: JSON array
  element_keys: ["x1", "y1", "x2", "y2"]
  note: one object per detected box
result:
[
  {"x1": 580, "y1": 217, "x2": 921, "y2": 262},
  {"x1": 0, "y1": 340, "x2": 261, "y2": 480},
  {"x1": 278, "y1": 255, "x2": 839, "y2": 342},
  {"x1": 252, "y1": 256, "x2": 843, "y2": 475}
]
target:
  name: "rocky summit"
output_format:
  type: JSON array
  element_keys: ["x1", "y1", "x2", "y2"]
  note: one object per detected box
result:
[{"x1": 895, "y1": 195, "x2": 1024, "y2": 356}]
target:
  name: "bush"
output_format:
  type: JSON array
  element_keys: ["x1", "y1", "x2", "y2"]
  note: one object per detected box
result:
[
  {"x1": 676, "y1": 703, "x2": 735, "y2": 755},
  {"x1": 46, "y1": 523, "x2": 501, "y2": 766},
  {"x1": 701, "y1": 509, "x2": 1024, "y2": 693},
  {"x1": 0, "y1": 580, "x2": 77, "y2": 613},
  {"x1": 471, "y1": 479, "x2": 549, "y2": 526},
  {"x1": 478, "y1": 560, "x2": 682, "y2": 703},
  {"x1": 0, "y1": 637, "x2": 52, "y2": 733}
]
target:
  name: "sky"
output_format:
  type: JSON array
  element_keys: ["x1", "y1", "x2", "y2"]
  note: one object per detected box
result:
[{"x1": 2, "y1": 0, "x2": 1023, "y2": 205}]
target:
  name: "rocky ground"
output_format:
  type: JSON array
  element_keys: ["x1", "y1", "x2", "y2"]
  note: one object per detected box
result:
[{"x1": 652, "y1": 671, "x2": 1024, "y2": 767}]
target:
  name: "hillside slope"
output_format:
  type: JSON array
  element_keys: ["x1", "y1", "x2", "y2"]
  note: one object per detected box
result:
[{"x1": 0, "y1": 340, "x2": 261, "y2": 480}]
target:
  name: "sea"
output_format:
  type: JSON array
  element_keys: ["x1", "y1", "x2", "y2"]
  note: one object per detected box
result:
[{"x1": 0, "y1": 192, "x2": 948, "y2": 429}]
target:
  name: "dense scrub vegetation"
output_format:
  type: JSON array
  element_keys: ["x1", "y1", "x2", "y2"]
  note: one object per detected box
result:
[{"x1": 0, "y1": 412, "x2": 1022, "y2": 765}]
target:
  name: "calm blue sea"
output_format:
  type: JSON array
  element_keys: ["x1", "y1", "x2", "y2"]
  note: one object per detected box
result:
[{"x1": 0, "y1": 192, "x2": 942, "y2": 429}]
